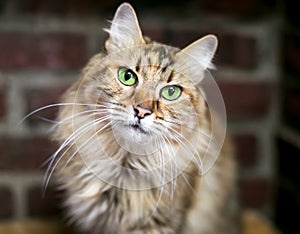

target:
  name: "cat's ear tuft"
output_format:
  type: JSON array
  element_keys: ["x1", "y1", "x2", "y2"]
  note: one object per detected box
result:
[
  {"x1": 176, "y1": 35, "x2": 218, "y2": 83},
  {"x1": 105, "y1": 3, "x2": 144, "y2": 51}
]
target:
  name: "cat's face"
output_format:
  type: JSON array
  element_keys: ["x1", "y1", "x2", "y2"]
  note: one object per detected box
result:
[
  {"x1": 75, "y1": 3, "x2": 217, "y2": 154},
  {"x1": 87, "y1": 45, "x2": 196, "y2": 144}
]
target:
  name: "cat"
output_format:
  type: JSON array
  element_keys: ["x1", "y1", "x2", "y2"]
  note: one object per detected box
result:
[{"x1": 48, "y1": 3, "x2": 240, "y2": 234}]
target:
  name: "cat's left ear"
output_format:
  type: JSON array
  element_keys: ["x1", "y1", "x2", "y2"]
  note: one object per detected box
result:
[
  {"x1": 176, "y1": 35, "x2": 218, "y2": 83},
  {"x1": 105, "y1": 3, "x2": 144, "y2": 51}
]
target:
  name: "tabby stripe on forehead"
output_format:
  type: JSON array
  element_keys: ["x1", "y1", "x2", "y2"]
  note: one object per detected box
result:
[
  {"x1": 135, "y1": 57, "x2": 141, "y2": 73},
  {"x1": 167, "y1": 70, "x2": 175, "y2": 83},
  {"x1": 161, "y1": 66, "x2": 167, "y2": 73}
]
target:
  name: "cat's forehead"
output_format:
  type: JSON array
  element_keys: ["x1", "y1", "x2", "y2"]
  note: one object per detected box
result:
[
  {"x1": 106, "y1": 43, "x2": 184, "y2": 83},
  {"x1": 109, "y1": 44, "x2": 177, "y2": 67},
  {"x1": 133, "y1": 43, "x2": 180, "y2": 83},
  {"x1": 139, "y1": 43, "x2": 178, "y2": 67}
]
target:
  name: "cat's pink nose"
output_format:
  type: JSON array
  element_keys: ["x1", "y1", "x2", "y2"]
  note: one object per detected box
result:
[{"x1": 133, "y1": 104, "x2": 152, "y2": 119}]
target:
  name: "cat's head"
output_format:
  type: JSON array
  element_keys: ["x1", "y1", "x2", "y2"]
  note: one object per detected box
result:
[{"x1": 78, "y1": 3, "x2": 218, "y2": 154}]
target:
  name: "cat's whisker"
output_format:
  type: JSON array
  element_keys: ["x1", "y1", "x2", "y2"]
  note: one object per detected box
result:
[
  {"x1": 164, "y1": 118, "x2": 221, "y2": 150},
  {"x1": 164, "y1": 125, "x2": 205, "y2": 174},
  {"x1": 59, "y1": 118, "x2": 112, "y2": 175},
  {"x1": 164, "y1": 133, "x2": 198, "y2": 198},
  {"x1": 162, "y1": 133, "x2": 200, "y2": 195},
  {"x1": 54, "y1": 109, "x2": 110, "y2": 124},
  {"x1": 28, "y1": 109, "x2": 108, "y2": 126},
  {"x1": 43, "y1": 114, "x2": 111, "y2": 192},
  {"x1": 19, "y1": 102, "x2": 110, "y2": 125},
  {"x1": 46, "y1": 113, "x2": 111, "y2": 174},
  {"x1": 161, "y1": 135, "x2": 178, "y2": 201},
  {"x1": 48, "y1": 109, "x2": 111, "y2": 133},
  {"x1": 44, "y1": 120, "x2": 104, "y2": 193},
  {"x1": 45, "y1": 110, "x2": 110, "y2": 166},
  {"x1": 164, "y1": 117, "x2": 221, "y2": 167}
]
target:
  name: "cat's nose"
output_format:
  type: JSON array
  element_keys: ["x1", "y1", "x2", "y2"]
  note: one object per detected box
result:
[{"x1": 133, "y1": 104, "x2": 152, "y2": 119}]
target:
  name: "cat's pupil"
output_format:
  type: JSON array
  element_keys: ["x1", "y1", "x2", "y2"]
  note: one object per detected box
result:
[
  {"x1": 125, "y1": 71, "x2": 133, "y2": 81},
  {"x1": 168, "y1": 87, "x2": 175, "y2": 96}
]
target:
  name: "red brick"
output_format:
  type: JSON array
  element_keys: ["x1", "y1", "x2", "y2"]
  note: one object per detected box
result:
[
  {"x1": 0, "y1": 31, "x2": 88, "y2": 71},
  {"x1": 19, "y1": 0, "x2": 118, "y2": 15},
  {"x1": 166, "y1": 29, "x2": 257, "y2": 69},
  {"x1": 27, "y1": 185, "x2": 63, "y2": 217},
  {"x1": 233, "y1": 134, "x2": 258, "y2": 167},
  {"x1": 239, "y1": 177, "x2": 273, "y2": 209},
  {"x1": 217, "y1": 33, "x2": 257, "y2": 69},
  {"x1": 21, "y1": 137, "x2": 58, "y2": 171},
  {"x1": 25, "y1": 85, "x2": 69, "y2": 123},
  {"x1": 0, "y1": 186, "x2": 14, "y2": 219},
  {"x1": 218, "y1": 82, "x2": 273, "y2": 119},
  {"x1": 0, "y1": 138, "x2": 16, "y2": 170},
  {"x1": 0, "y1": 137, "x2": 58, "y2": 171}
]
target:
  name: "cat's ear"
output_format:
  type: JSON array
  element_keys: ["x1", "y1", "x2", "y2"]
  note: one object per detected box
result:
[
  {"x1": 105, "y1": 3, "x2": 144, "y2": 51},
  {"x1": 176, "y1": 35, "x2": 218, "y2": 83}
]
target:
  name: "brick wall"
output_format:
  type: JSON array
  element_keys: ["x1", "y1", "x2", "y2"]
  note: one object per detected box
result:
[{"x1": 0, "y1": 0, "x2": 281, "y2": 225}]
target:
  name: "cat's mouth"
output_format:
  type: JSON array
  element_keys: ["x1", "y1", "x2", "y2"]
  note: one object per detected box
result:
[{"x1": 128, "y1": 123, "x2": 148, "y2": 135}]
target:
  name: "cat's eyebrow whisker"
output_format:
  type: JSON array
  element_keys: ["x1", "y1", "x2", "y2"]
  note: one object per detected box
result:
[{"x1": 43, "y1": 115, "x2": 111, "y2": 192}]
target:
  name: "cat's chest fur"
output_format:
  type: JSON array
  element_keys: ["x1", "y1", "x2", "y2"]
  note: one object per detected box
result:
[{"x1": 61, "y1": 161, "x2": 195, "y2": 234}]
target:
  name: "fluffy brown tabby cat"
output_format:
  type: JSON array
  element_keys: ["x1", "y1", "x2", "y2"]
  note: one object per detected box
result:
[{"x1": 49, "y1": 3, "x2": 239, "y2": 234}]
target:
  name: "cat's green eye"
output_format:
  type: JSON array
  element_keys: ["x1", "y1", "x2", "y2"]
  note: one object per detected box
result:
[
  {"x1": 160, "y1": 85, "x2": 182, "y2": 101},
  {"x1": 118, "y1": 67, "x2": 138, "y2": 86}
]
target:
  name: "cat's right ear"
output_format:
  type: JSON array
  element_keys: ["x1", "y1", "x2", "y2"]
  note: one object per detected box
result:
[
  {"x1": 175, "y1": 35, "x2": 218, "y2": 84},
  {"x1": 105, "y1": 3, "x2": 144, "y2": 52}
]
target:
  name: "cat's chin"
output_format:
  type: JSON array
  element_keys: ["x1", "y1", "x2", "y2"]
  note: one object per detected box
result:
[
  {"x1": 129, "y1": 124, "x2": 148, "y2": 135},
  {"x1": 124, "y1": 124, "x2": 152, "y2": 144},
  {"x1": 112, "y1": 124, "x2": 161, "y2": 155}
]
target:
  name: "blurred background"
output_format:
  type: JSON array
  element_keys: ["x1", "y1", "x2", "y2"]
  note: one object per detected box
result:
[{"x1": 0, "y1": 0, "x2": 299, "y2": 233}]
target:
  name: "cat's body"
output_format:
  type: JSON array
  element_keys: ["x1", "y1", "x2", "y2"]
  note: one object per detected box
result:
[{"x1": 50, "y1": 3, "x2": 239, "y2": 234}]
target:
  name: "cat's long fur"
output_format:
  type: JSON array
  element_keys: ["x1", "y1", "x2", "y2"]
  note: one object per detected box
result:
[{"x1": 50, "y1": 3, "x2": 239, "y2": 234}]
